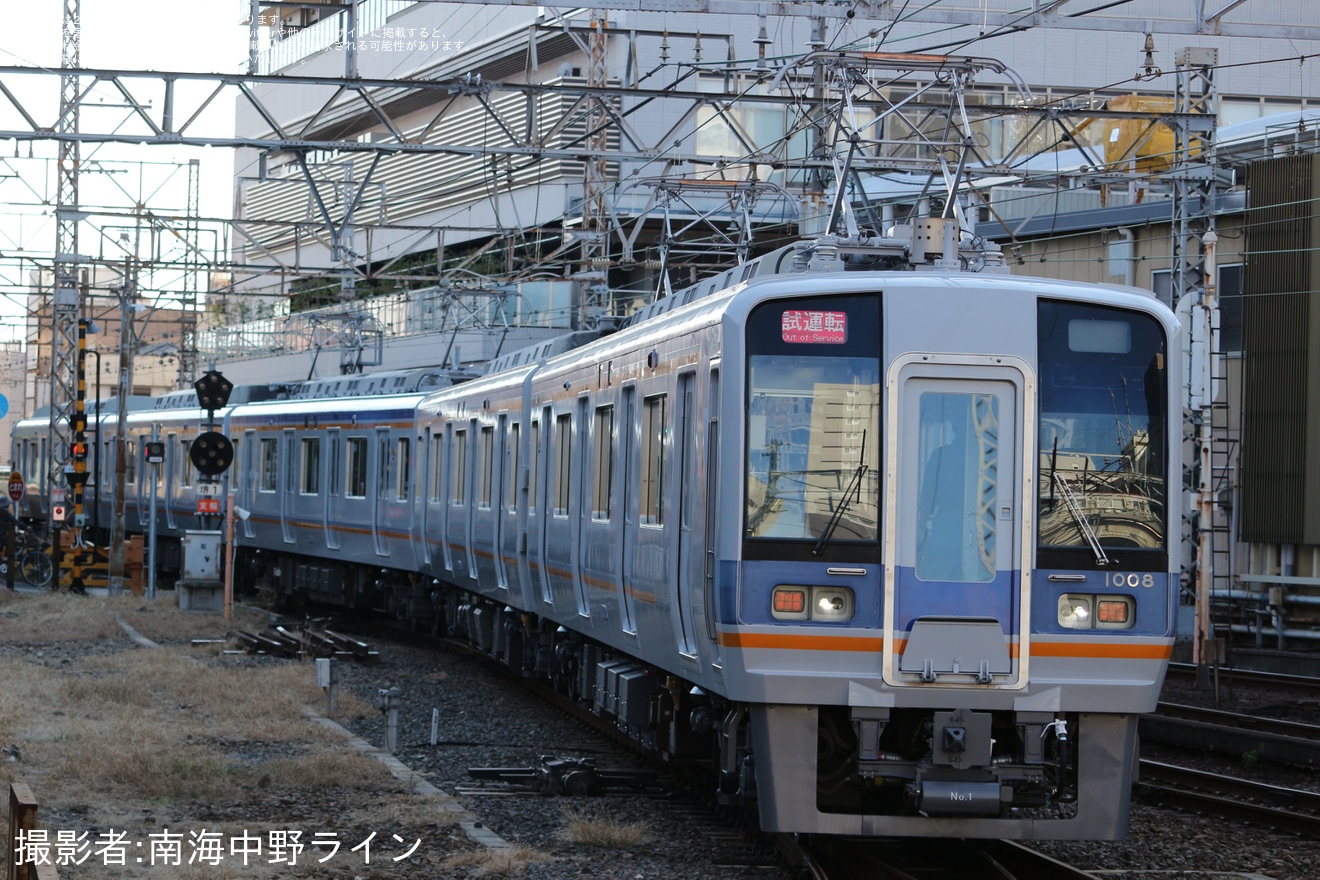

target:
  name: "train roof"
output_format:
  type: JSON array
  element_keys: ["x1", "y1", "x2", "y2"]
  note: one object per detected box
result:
[
  {"x1": 482, "y1": 330, "x2": 607, "y2": 376},
  {"x1": 288, "y1": 367, "x2": 453, "y2": 400},
  {"x1": 145, "y1": 369, "x2": 457, "y2": 412}
]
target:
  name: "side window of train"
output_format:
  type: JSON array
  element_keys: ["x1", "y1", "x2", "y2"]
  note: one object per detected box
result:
[
  {"x1": 377, "y1": 433, "x2": 391, "y2": 500},
  {"x1": 506, "y1": 421, "x2": 520, "y2": 514},
  {"x1": 346, "y1": 437, "x2": 368, "y2": 498},
  {"x1": 259, "y1": 438, "x2": 278, "y2": 492},
  {"x1": 451, "y1": 429, "x2": 468, "y2": 506},
  {"x1": 429, "y1": 430, "x2": 443, "y2": 502},
  {"x1": 327, "y1": 430, "x2": 341, "y2": 497},
  {"x1": 284, "y1": 432, "x2": 297, "y2": 496},
  {"x1": 181, "y1": 439, "x2": 194, "y2": 488},
  {"x1": 301, "y1": 436, "x2": 320, "y2": 495},
  {"x1": 397, "y1": 437, "x2": 410, "y2": 501},
  {"x1": 592, "y1": 405, "x2": 614, "y2": 521},
  {"x1": 125, "y1": 440, "x2": 137, "y2": 484},
  {"x1": 478, "y1": 426, "x2": 494, "y2": 509},
  {"x1": 554, "y1": 413, "x2": 572, "y2": 517},
  {"x1": 528, "y1": 419, "x2": 540, "y2": 514},
  {"x1": 642, "y1": 394, "x2": 666, "y2": 526}
]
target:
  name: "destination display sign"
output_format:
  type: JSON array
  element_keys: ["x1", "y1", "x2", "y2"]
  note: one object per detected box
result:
[{"x1": 781, "y1": 309, "x2": 847, "y2": 344}]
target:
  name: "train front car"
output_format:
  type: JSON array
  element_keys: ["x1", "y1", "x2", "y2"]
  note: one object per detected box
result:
[{"x1": 718, "y1": 273, "x2": 1179, "y2": 839}]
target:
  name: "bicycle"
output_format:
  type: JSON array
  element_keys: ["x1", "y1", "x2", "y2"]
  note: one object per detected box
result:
[{"x1": 0, "y1": 526, "x2": 53, "y2": 588}]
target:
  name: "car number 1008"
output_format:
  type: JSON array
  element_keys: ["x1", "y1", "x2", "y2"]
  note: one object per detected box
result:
[{"x1": 1108, "y1": 572, "x2": 1156, "y2": 589}]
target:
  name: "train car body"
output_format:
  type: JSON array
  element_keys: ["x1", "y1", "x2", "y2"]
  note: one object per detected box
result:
[
  {"x1": 12, "y1": 233, "x2": 1180, "y2": 840},
  {"x1": 227, "y1": 391, "x2": 430, "y2": 606},
  {"x1": 382, "y1": 247, "x2": 1178, "y2": 839}
]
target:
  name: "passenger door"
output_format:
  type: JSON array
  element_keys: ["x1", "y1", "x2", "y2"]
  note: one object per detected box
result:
[{"x1": 883, "y1": 355, "x2": 1032, "y2": 690}]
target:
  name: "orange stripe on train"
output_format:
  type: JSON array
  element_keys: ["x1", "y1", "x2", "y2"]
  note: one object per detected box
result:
[{"x1": 719, "y1": 632, "x2": 1170, "y2": 660}]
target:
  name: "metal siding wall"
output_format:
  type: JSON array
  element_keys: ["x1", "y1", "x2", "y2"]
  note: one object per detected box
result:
[
  {"x1": 1241, "y1": 155, "x2": 1319, "y2": 544},
  {"x1": 1309, "y1": 174, "x2": 1320, "y2": 544}
]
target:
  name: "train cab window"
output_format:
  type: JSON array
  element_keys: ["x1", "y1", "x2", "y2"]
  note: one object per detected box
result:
[
  {"x1": 641, "y1": 395, "x2": 666, "y2": 525},
  {"x1": 301, "y1": 437, "x2": 321, "y2": 495},
  {"x1": 259, "y1": 438, "x2": 278, "y2": 492},
  {"x1": 592, "y1": 406, "x2": 613, "y2": 521},
  {"x1": 346, "y1": 437, "x2": 368, "y2": 498},
  {"x1": 1037, "y1": 300, "x2": 1168, "y2": 566},
  {"x1": 397, "y1": 437, "x2": 411, "y2": 501},
  {"x1": 743, "y1": 294, "x2": 881, "y2": 556}
]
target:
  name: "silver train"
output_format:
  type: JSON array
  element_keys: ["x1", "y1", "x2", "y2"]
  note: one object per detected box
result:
[{"x1": 13, "y1": 231, "x2": 1181, "y2": 838}]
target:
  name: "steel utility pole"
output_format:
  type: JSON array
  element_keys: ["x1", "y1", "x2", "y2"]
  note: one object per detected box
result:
[
  {"x1": 49, "y1": 0, "x2": 82, "y2": 551},
  {"x1": 1169, "y1": 47, "x2": 1223, "y2": 681},
  {"x1": 107, "y1": 273, "x2": 139, "y2": 596}
]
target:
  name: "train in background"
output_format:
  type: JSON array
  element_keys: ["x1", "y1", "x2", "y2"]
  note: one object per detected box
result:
[{"x1": 11, "y1": 229, "x2": 1181, "y2": 839}]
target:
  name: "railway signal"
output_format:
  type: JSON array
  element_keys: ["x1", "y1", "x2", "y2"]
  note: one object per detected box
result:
[
  {"x1": 194, "y1": 370, "x2": 233, "y2": 415},
  {"x1": 189, "y1": 430, "x2": 234, "y2": 478}
]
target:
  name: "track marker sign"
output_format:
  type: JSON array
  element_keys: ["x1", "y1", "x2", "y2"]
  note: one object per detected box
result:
[{"x1": 7, "y1": 472, "x2": 23, "y2": 503}]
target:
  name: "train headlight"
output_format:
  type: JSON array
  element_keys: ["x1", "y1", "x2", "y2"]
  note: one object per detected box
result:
[
  {"x1": 1058, "y1": 595, "x2": 1091, "y2": 629},
  {"x1": 813, "y1": 588, "x2": 853, "y2": 622},
  {"x1": 771, "y1": 586, "x2": 854, "y2": 623}
]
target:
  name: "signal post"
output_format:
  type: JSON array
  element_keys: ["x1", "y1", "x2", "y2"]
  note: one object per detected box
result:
[{"x1": 179, "y1": 371, "x2": 234, "y2": 612}]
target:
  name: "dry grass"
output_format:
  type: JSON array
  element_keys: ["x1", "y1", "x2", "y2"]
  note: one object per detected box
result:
[
  {"x1": 0, "y1": 589, "x2": 272, "y2": 643},
  {"x1": 560, "y1": 805, "x2": 652, "y2": 848},
  {"x1": 0, "y1": 590, "x2": 470, "y2": 878},
  {"x1": 440, "y1": 845, "x2": 556, "y2": 877},
  {"x1": 260, "y1": 751, "x2": 399, "y2": 789}
]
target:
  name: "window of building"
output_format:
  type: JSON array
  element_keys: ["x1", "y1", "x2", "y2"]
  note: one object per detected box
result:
[{"x1": 1151, "y1": 263, "x2": 1243, "y2": 353}]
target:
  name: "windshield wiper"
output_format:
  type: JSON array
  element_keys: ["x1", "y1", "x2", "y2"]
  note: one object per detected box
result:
[
  {"x1": 813, "y1": 430, "x2": 868, "y2": 557},
  {"x1": 1051, "y1": 471, "x2": 1111, "y2": 566}
]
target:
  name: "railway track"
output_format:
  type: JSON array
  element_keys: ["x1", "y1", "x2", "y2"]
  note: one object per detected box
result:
[
  {"x1": 360, "y1": 617, "x2": 797, "y2": 874},
  {"x1": 806, "y1": 837, "x2": 1098, "y2": 879},
  {"x1": 1166, "y1": 661, "x2": 1320, "y2": 695},
  {"x1": 1142, "y1": 701, "x2": 1320, "y2": 766},
  {"x1": 1138, "y1": 760, "x2": 1320, "y2": 837}
]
